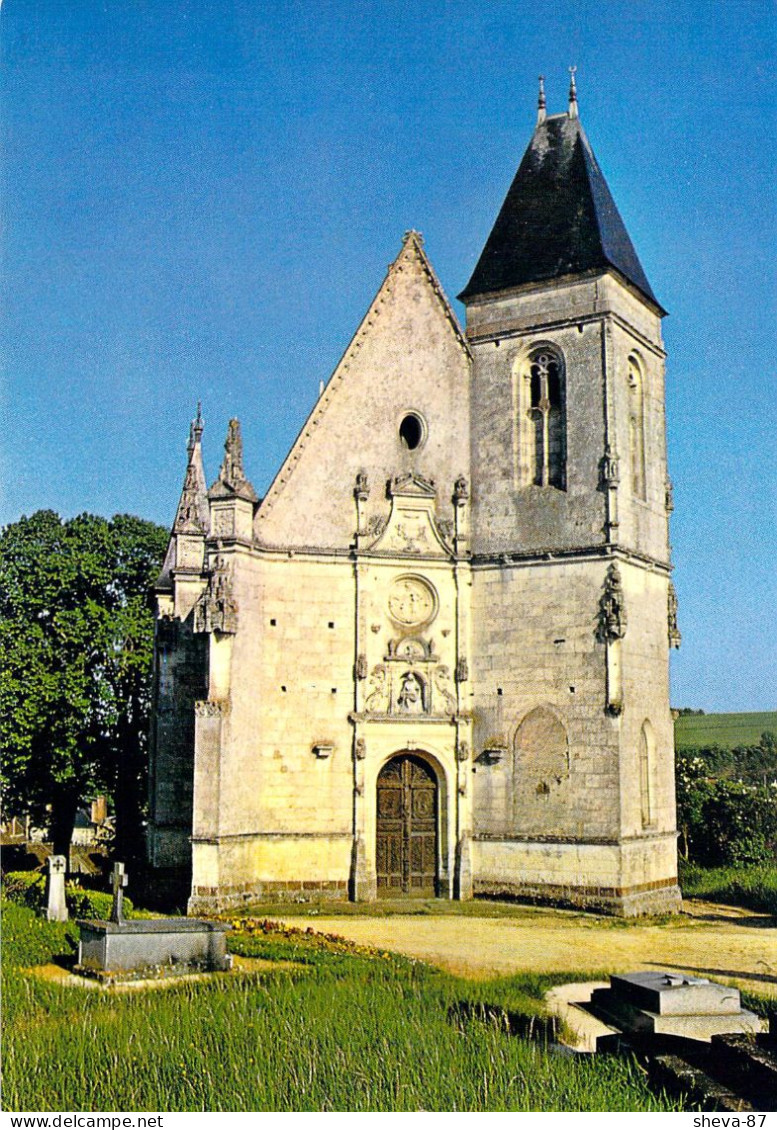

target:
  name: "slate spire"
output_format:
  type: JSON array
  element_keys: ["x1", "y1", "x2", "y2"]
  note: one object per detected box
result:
[{"x1": 459, "y1": 79, "x2": 663, "y2": 312}]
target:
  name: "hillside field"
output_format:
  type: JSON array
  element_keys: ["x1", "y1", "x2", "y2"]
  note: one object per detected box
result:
[{"x1": 674, "y1": 711, "x2": 777, "y2": 750}]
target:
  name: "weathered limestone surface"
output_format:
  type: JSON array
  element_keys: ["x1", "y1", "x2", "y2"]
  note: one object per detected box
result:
[
  {"x1": 147, "y1": 105, "x2": 681, "y2": 917},
  {"x1": 256, "y1": 234, "x2": 471, "y2": 552}
]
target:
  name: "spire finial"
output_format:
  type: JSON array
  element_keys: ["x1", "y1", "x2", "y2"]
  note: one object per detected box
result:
[
  {"x1": 537, "y1": 75, "x2": 546, "y2": 124},
  {"x1": 568, "y1": 66, "x2": 578, "y2": 118},
  {"x1": 219, "y1": 418, "x2": 247, "y2": 489},
  {"x1": 188, "y1": 401, "x2": 204, "y2": 456}
]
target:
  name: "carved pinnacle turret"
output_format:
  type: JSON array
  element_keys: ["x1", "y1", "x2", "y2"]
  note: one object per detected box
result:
[
  {"x1": 568, "y1": 66, "x2": 578, "y2": 119},
  {"x1": 188, "y1": 401, "x2": 204, "y2": 457},
  {"x1": 220, "y1": 419, "x2": 246, "y2": 487},
  {"x1": 193, "y1": 554, "x2": 238, "y2": 635},
  {"x1": 668, "y1": 582, "x2": 681, "y2": 649},
  {"x1": 537, "y1": 75, "x2": 547, "y2": 125},
  {"x1": 208, "y1": 417, "x2": 258, "y2": 502},
  {"x1": 174, "y1": 406, "x2": 208, "y2": 535}
]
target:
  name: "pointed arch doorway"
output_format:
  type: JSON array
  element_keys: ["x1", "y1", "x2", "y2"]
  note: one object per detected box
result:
[{"x1": 376, "y1": 753, "x2": 438, "y2": 897}]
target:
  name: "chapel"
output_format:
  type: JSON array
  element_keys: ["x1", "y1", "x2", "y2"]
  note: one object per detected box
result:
[{"x1": 148, "y1": 76, "x2": 682, "y2": 916}]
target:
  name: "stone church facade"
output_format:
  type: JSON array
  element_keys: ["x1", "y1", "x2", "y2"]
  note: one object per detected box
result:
[{"x1": 148, "y1": 82, "x2": 682, "y2": 916}]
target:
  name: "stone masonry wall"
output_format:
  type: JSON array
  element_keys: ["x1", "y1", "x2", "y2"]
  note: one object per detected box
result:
[
  {"x1": 470, "y1": 558, "x2": 619, "y2": 844},
  {"x1": 148, "y1": 619, "x2": 207, "y2": 870},
  {"x1": 467, "y1": 273, "x2": 666, "y2": 561},
  {"x1": 617, "y1": 562, "x2": 676, "y2": 839}
]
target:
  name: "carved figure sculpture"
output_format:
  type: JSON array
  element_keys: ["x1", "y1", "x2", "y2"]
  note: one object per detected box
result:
[
  {"x1": 365, "y1": 665, "x2": 389, "y2": 713},
  {"x1": 434, "y1": 666, "x2": 457, "y2": 713},
  {"x1": 193, "y1": 555, "x2": 238, "y2": 635},
  {"x1": 599, "y1": 563, "x2": 627, "y2": 641},
  {"x1": 397, "y1": 672, "x2": 424, "y2": 714}
]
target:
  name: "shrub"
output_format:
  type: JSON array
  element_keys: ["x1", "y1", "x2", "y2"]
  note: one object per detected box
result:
[
  {"x1": 2, "y1": 871, "x2": 133, "y2": 919},
  {"x1": 675, "y1": 761, "x2": 777, "y2": 867},
  {"x1": 0, "y1": 900, "x2": 79, "y2": 968}
]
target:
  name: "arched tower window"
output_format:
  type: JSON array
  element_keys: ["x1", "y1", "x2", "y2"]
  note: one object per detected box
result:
[
  {"x1": 628, "y1": 355, "x2": 646, "y2": 499},
  {"x1": 639, "y1": 719, "x2": 655, "y2": 828},
  {"x1": 523, "y1": 348, "x2": 566, "y2": 489}
]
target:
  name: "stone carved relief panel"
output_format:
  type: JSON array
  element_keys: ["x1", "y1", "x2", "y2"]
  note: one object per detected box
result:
[
  {"x1": 363, "y1": 660, "x2": 459, "y2": 719},
  {"x1": 387, "y1": 636, "x2": 435, "y2": 662},
  {"x1": 365, "y1": 474, "x2": 453, "y2": 557},
  {"x1": 598, "y1": 563, "x2": 627, "y2": 642},
  {"x1": 433, "y1": 666, "x2": 457, "y2": 713},
  {"x1": 211, "y1": 509, "x2": 235, "y2": 539},
  {"x1": 193, "y1": 555, "x2": 238, "y2": 635},
  {"x1": 360, "y1": 565, "x2": 461, "y2": 722},
  {"x1": 387, "y1": 575, "x2": 437, "y2": 629}
]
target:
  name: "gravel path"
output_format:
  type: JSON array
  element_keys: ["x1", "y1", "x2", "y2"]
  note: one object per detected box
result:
[{"x1": 278, "y1": 903, "x2": 776, "y2": 991}]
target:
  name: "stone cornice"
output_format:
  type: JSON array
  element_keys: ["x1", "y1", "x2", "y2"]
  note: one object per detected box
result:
[
  {"x1": 467, "y1": 309, "x2": 666, "y2": 361},
  {"x1": 463, "y1": 267, "x2": 665, "y2": 321},
  {"x1": 348, "y1": 712, "x2": 468, "y2": 725},
  {"x1": 473, "y1": 829, "x2": 677, "y2": 847},
  {"x1": 470, "y1": 544, "x2": 672, "y2": 574},
  {"x1": 201, "y1": 537, "x2": 671, "y2": 575},
  {"x1": 192, "y1": 831, "x2": 353, "y2": 844}
]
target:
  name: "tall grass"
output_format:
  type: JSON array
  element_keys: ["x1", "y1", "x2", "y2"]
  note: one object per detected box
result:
[{"x1": 1, "y1": 903, "x2": 682, "y2": 1113}]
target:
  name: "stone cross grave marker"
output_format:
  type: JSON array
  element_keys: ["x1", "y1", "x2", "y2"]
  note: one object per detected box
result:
[
  {"x1": 46, "y1": 854, "x2": 68, "y2": 922},
  {"x1": 110, "y1": 862, "x2": 128, "y2": 924}
]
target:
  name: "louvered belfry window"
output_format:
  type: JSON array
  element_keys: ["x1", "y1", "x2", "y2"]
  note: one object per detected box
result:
[{"x1": 527, "y1": 349, "x2": 565, "y2": 488}]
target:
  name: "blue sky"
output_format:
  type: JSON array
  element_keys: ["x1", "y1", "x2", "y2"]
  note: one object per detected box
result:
[{"x1": 1, "y1": 0, "x2": 775, "y2": 712}]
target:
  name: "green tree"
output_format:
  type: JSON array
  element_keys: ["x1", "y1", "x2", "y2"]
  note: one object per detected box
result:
[
  {"x1": 675, "y1": 752, "x2": 714, "y2": 861},
  {"x1": 0, "y1": 510, "x2": 168, "y2": 861},
  {"x1": 675, "y1": 750, "x2": 777, "y2": 866}
]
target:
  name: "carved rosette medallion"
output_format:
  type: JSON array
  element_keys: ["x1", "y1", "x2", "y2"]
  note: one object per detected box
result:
[{"x1": 387, "y1": 575, "x2": 437, "y2": 629}]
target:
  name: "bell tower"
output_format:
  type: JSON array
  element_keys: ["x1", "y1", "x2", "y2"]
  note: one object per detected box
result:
[{"x1": 463, "y1": 75, "x2": 681, "y2": 915}]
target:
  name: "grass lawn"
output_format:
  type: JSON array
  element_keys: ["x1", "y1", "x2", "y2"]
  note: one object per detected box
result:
[
  {"x1": 1, "y1": 902, "x2": 686, "y2": 1113},
  {"x1": 674, "y1": 711, "x2": 777, "y2": 749},
  {"x1": 679, "y1": 861, "x2": 777, "y2": 917}
]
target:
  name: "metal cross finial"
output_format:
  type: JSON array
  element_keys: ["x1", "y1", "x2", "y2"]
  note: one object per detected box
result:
[
  {"x1": 568, "y1": 66, "x2": 579, "y2": 118},
  {"x1": 537, "y1": 75, "x2": 547, "y2": 124},
  {"x1": 110, "y1": 861, "x2": 129, "y2": 924}
]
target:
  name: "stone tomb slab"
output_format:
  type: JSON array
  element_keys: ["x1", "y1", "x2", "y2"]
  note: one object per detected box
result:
[
  {"x1": 76, "y1": 918, "x2": 231, "y2": 976},
  {"x1": 609, "y1": 971, "x2": 742, "y2": 1016},
  {"x1": 590, "y1": 971, "x2": 767, "y2": 1043}
]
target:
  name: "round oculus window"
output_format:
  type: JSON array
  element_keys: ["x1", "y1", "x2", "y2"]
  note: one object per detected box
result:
[{"x1": 399, "y1": 412, "x2": 425, "y2": 450}]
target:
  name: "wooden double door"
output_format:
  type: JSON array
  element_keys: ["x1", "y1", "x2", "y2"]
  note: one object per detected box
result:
[{"x1": 376, "y1": 754, "x2": 438, "y2": 897}]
